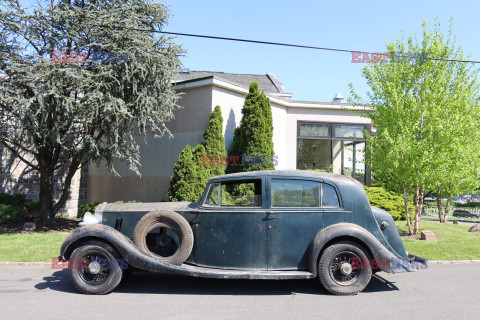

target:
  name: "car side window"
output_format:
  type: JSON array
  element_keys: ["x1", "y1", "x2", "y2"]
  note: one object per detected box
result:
[
  {"x1": 205, "y1": 183, "x2": 221, "y2": 205},
  {"x1": 205, "y1": 180, "x2": 262, "y2": 207},
  {"x1": 271, "y1": 179, "x2": 320, "y2": 207},
  {"x1": 322, "y1": 184, "x2": 339, "y2": 207}
]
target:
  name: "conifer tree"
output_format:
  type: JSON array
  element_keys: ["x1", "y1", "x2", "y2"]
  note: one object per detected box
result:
[
  {"x1": 226, "y1": 82, "x2": 275, "y2": 174},
  {"x1": 167, "y1": 145, "x2": 198, "y2": 202},
  {"x1": 201, "y1": 106, "x2": 226, "y2": 177},
  {"x1": 192, "y1": 144, "x2": 209, "y2": 199}
]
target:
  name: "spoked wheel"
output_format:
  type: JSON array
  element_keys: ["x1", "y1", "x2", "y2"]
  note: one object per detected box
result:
[
  {"x1": 68, "y1": 240, "x2": 124, "y2": 295},
  {"x1": 133, "y1": 210, "x2": 193, "y2": 266},
  {"x1": 79, "y1": 253, "x2": 112, "y2": 285},
  {"x1": 318, "y1": 241, "x2": 372, "y2": 295},
  {"x1": 329, "y1": 251, "x2": 362, "y2": 286}
]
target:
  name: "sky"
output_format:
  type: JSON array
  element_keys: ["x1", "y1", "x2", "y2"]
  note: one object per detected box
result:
[{"x1": 21, "y1": 0, "x2": 480, "y2": 102}]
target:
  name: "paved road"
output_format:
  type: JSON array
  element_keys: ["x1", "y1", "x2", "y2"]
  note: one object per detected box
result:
[{"x1": 0, "y1": 264, "x2": 479, "y2": 320}]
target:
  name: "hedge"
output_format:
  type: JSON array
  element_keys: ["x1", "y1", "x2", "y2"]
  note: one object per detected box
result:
[
  {"x1": 364, "y1": 186, "x2": 410, "y2": 220},
  {"x1": 0, "y1": 193, "x2": 39, "y2": 224}
]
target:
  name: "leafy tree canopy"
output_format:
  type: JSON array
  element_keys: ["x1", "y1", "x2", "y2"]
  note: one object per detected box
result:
[
  {"x1": 0, "y1": 0, "x2": 183, "y2": 223},
  {"x1": 350, "y1": 19, "x2": 480, "y2": 233}
]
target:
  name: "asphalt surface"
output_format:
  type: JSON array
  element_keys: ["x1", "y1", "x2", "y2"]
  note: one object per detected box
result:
[{"x1": 0, "y1": 264, "x2": 479, "y2": 320}]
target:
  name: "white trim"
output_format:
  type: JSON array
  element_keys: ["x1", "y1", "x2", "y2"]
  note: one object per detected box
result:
[{"x1": 173, "y1": 78, "x2": 371, "y2": 111}]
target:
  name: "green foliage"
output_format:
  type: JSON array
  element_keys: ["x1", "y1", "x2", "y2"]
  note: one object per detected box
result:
[
  {"x1": 0, "y1": 0, "x2": 183, "y2": 224},
  {"x1": 364, "y1": 187, "x2": 411, "y2": 220},
  {"x1": 350, "y1": 19, "x2": 480, "y2": 232},
  {"x1": 192, "y1": 144, "x2": 209, "y2": 198},
  {"x1": 168, "y1": 106, "x2": 229, "y2": 202},
  {"x1": 77, "y1": 201, "x2": 101, "y2": 219},
  {"x1": 168, "y1": 145, "x2": 199, "y2": 202},
  {"x1": 227, "y1": 82, "x2": 275, "y2": 174},
  {"x1": 201, "y1": 106, "x2": 226, "y2": 177},
  {"x1": 0, "y1": 193, "x2": 39, "y2": 223}
]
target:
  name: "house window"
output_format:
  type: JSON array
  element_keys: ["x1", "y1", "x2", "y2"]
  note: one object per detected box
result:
[{"x1": 297, "y1": 122, "x2": 367, "y2": 184}]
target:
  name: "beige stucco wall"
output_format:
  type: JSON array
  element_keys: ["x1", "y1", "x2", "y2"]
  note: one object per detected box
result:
[{"x1": 87, "y1": 86, "x2": 213, "y2": 203}]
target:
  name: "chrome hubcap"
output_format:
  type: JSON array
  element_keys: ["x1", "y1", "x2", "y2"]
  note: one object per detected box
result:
[
  {"x1": 340, "y1": 262, "x2": 353, "y2": 275},
  {"x1": 88, "y1": 261, "x2": 101, "y2": 274}
]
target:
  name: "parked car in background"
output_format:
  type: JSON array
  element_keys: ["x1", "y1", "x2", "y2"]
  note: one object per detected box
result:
[
  {"x1": 60, "y1": 170, "x2": 427, "y2": 296},
  {"x1": 452, "y1": 209, "x2": 479, "y2": 219}
]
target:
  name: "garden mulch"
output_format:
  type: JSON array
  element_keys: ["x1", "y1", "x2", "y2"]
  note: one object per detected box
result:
[{"x1": 0, "y1": 218, "x2": 79, "y2": 234}]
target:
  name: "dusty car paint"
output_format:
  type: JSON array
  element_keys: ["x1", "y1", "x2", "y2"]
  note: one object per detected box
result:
[{"x1": 64, "y1": 170, "x2": 427, "y2": 277}]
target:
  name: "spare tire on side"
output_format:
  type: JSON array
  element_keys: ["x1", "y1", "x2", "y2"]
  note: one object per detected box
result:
[{"x1": 132, "y1": 210, "x2": 193, "y2": 266}]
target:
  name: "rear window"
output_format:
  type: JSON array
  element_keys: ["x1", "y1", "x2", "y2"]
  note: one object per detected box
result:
[{"x1": 271, "y1": 179, "x2": 340, "y2": 208}]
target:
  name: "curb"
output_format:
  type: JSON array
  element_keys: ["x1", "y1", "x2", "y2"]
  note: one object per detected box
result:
[
  {"x1": 0, "y1": 262, "x2": 51, "y2": 266},
  {"x1": 428, "y1": 260, "x2": 480, "y2": 265}
]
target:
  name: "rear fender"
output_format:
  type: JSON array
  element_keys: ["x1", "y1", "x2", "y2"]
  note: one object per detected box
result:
[{"x1": 308, "y1": 223, "x2": 417, "y2": 275}]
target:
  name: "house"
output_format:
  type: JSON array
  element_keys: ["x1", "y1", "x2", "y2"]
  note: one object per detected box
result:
[
  {"x1": 0, "y1": 70, "x2": 372, "y2": 217},
  {"x1": 87, "y1": 71, "x2": 372, "y2": 206}
]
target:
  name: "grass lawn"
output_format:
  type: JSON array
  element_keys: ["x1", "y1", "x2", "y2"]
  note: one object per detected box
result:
[
  {"x1": 0, "y1": 232, "x2": 69, "y2": 262},
  {"x1": 395, "y1": 220, "x2": 480, "y2": 260}
]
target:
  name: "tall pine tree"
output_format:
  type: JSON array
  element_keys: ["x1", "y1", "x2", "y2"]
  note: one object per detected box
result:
[
  {"x1": 227, "y1": 82, "x2": 275, "y2": 174},
  {"x1": 201, "y1": 106, "x2": 226, "y2": 177},
  {"x1": 167, "y1": 145, "x2": 198, "y2": 202},
  {"x1": 192, "y1": 144, "x2": 209, "y2": 198}
]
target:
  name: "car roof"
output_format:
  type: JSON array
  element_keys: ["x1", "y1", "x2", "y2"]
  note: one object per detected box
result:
[{"x1": 209, "y1": 170, "x2": 358, "y2": 186}]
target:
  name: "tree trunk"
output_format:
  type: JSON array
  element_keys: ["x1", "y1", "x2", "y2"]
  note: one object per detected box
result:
[
  {"x1": 444, "y1": 193, "x2": 451, "y2": 223},
  {"x1": 413, "y1": 185, "x2": 420, "y2": 235},
  {"x1": 436, "y1": 189, "x2": 444, "y2": 222},
  {"x1": 403, "y1": 183, "x2": 413, "y2": 236},
  {"x1": 39, "y1": 169, "x2": 54, "y2": 225}
]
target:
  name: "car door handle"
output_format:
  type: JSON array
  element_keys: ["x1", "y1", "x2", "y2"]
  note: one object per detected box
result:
[{"x1": 262, "y1": 213, "x2": 277, "y2": 221}]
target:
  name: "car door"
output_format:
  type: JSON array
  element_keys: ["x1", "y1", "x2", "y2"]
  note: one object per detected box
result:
[
  {"x1": 191, "y1": 178, "x2": 268, "y2": 269},
  {"x1": 266, "y1": 178, "x2": 341, "y2": 271}
]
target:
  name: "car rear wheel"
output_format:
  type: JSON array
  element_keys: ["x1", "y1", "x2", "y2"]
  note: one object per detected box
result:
[
  {"x1": 132, "y1": 210, "x2": 193, "y2": 266},
  {"x1": 318, "y1": 241, "x2": 372, "y2": 295},
  {"x1": 68, "y1": 240, "x2": 124, "y2": 295}
]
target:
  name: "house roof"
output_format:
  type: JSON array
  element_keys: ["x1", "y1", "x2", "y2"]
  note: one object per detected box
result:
[{"x1": 174, "y1": 71, "x2": 285, "y2": 93}]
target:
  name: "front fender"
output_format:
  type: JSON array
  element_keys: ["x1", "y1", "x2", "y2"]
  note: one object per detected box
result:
[
  {"x1": 60, "y1": 224, "x2": 194, "y2": 274},
  {"x1": 308, "y1": 223, "x2": 428, "y2": 275}
]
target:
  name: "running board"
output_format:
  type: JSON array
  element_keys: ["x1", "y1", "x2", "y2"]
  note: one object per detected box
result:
[{"x1": 175, "y1": 264, "x2": 316, "y2": 280}]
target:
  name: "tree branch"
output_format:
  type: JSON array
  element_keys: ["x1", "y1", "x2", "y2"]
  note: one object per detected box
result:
[{"x1": 0, "y1": 140, "x2": 39, "y2": 170}]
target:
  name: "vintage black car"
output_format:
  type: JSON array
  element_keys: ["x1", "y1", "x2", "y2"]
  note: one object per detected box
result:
[{"x1": 60, "y1": 170, "x2": 427, "y2": 295}]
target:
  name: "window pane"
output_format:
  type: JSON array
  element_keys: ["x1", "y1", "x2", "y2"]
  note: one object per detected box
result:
[
  {"x1": 271, "y1": 179, "x2": 320, "y2": 207},
  {"x1": 205, "y1": 183, "x2": 220, "y2": 205},
  {"x1": 332, "y1": 140, "x2": 366, "y2": 184},
  {"x1": 334, "y1": 125, "x2": 365, "y2": 138},
  {"x1": 322, "y1": 184, "x2": 339, "y2": 207},
  {"x1": 297, "y1": 139, "x2": 332, "y2": 171},
  {"x1": 220, "y1": 180, "x2": 262, "y2": 207},
  {"x1": 299, "y1": 123, "x2": 330, "y2": 137}
]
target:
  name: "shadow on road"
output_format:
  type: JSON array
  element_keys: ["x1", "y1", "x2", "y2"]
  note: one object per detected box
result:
[{"x1": 34, "y1": 269, "x2": 398, "y2": 295}]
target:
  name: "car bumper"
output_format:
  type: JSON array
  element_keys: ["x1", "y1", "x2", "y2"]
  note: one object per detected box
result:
[{"x1": 387, "y1": 253, "x2": 428, "y2": 273}]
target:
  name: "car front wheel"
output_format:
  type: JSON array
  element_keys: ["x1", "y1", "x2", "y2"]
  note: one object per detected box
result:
[
  {"x1": 68, "y1": 240, "x2": 124, "y2": 295},
  {"x1": 318, "y1": 241, "x2": 372, "y2": 295}
]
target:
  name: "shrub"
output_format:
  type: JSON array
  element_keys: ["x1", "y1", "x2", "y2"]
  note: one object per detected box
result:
[
  {"x1": 78, "y1": 201, "x2": 102, "y2": 219},
  {"x1": 0, "y1": 193, "x2": 39, "y2": 223},
  {"x1": 364, "y1": 187, "x2": 411, "y2": 220},
  {"x1": 168, "y1": 145, "x2": 199, "y2": 202}
]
